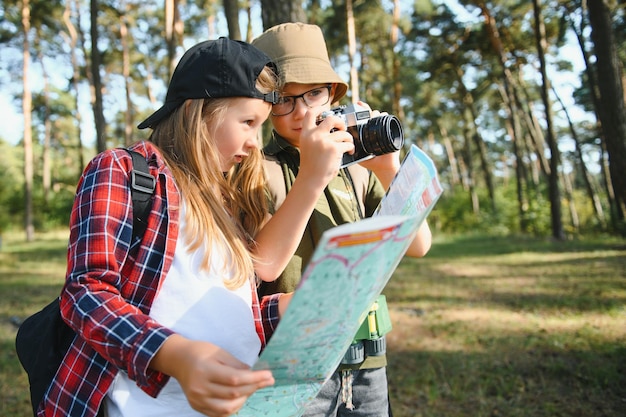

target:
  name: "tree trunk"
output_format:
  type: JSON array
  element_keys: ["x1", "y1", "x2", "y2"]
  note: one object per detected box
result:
[
  {"x1": 165, "y1": 0, "x2": 175, "y2": 77},
  {"x1": 22, "y1": 0, "x2": 35, "y2": 241},
  {"x1": 120, "y1": 2, "x2": 133, "y2": 147},
  {"x1": 438, "y1": 124, "x2": 461, "y2": 187},
  {"x1": 566, "y1": 1, "x2": 615, "y2": 223},
  {"x1": 561, "y1": 169, "x2": 580, "y2": 232},
  {"x1": 37, "y1": 43, "x2": 52, "y2": 204},
  {"x1": 553, "y1": 85, "x2": 606, "y2": 228},
  {"x1": 165, "y1": 0, "x2": 183, "y2": 79},
  {"x1": 461, "y1": 118, "x2": 479, "y2": 214},
  {"x1": 532, "y1": 0, "x2": 564, "y2": 240},
  {"x1": 245, "y1": 1, "x2": 253, "y2": 42},
  {"x1": 480, "y1": 3, "x2": 528, "y2": 231},
  {"x1": 346, "y1": 0, "x2": 358, "y2": 103},
  {"x1": 223, "y1": 0, "x2": 241, "y2": 40},
  {"x1": 260, "y1": 0, "x2": 306, "y2": 29},
  {"x1": 456, "y1": 67, "x2": 496, "y2": 211},
  {"x1": 391, "y1": 0, "x2": 403, "y2": 120},
  {"x1": 63, "y1": 0, "x2": 85, "y2": 175},
  {"x1": 516, "y1": 77, "x2": 550, "y2": 177},
  {"x1": 587, "y1": 0, "x2": 626, "y2": 231},
  {"x1": 90, "y1": 0, "x2": 106, "y2": 152}
]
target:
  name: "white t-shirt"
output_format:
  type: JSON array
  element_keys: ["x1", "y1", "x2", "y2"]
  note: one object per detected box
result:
[{"x1": 105, "y1": 206, "x2": 260, "y2": 417}]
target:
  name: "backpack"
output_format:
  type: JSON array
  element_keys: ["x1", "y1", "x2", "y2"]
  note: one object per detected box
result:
[{"x1": 14, "y1": 149, "x2": 156, "y2": 416}]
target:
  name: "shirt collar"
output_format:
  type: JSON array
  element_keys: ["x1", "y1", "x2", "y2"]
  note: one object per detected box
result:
[{"x1": 263, "y1": 131, "x2": 299, "y2": 157}]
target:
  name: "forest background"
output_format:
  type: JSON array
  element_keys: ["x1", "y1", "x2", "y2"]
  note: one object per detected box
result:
[
  {"x1": 0, "y1": 1, "x2": 625, "y2": 416},
  {"x1": 0, "y1": 0, "x2": 625, "y2": 241}
]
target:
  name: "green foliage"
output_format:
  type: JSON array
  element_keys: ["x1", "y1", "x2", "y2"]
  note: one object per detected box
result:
[
  {"x1": 0, "y1": 137, "x2": 83, "y2": 233},
  {"x1": 0, "y1": 139, "x2": 24, "y2": 233},
  {"x1": 34, "y1": 187, "x2": 75, "y2": 230},
  {"x1": 433, "y1": 180, "x2": 600, "y2": 237},
  {"x1": 0, "y1": 0, "x2": 622, "y2": 237}
]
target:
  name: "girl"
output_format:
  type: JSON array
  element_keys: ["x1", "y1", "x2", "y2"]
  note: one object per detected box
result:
[{"x1": 45, "y1": 38, "x2": 287, "y2": 417}]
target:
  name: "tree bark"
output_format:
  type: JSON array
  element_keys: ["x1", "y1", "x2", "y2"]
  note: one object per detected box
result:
[
  {"x1": 438, "y1": 124, "x2": 461, "y2": 187},
  {"x1": 553, "y1": 85, "x2": 606, "y2": 228},
  {"x1": 63, "y1": 0, "x2": 85, "y2": 175},
  {"x1": 223, "y1": 0, "x2": 241, "y2": 40},
  {"x1": 561, "y1": 169, "x2": 580, "y2": 232},
  {"x1": 456, "y1": 67, "x2": 496, "y2": 211},
  {"x1": 90, "y1": 0, "x2": 106, "y2": 152},
  {"x1": 391, "y1": 0, "x2": 403, "y2": 119},
  {"x1": 461, "y1": 116, "x2": 479, "y2": 214},
  {"x1": 120, "y1": 1, "x2": 133, "y2": 146},
  {"x1": 532, "y1": 0, "x2": 564, "y2": 239},
  {"x1": 479, "y1": 3, "x2": 528, "y2": 231},
  {"x1": 346, "y1": 0, "x2": 358, "y2": 103},
  {"x1": 22, "y1": 0, "x2": 35, "y2": 241},
  {"x1": 165, "y1": 0, "x2": 183, "y2": 79},
  {"x1": 260, "y1": 0, "x2": 306, "y2": 29},
  {"x1": 587, "y1": 0, "x2": 626, "y2": 231},
  {"x1": 34, "y1": 41, "x2": 52, "y2": 204}
]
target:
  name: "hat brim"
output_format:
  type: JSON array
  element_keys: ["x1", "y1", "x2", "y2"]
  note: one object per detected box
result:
[
  {"x1": 277, "y1": 57, "x2": 348, "y2": 103},
  {"x1": 137, "y1": 100, "x2": 184, "y2": 130}
]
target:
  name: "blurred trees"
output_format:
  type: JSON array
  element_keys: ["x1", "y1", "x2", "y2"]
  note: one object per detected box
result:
[{"x1": 0, "y1": 0, "x2": 624, "y2": 239}]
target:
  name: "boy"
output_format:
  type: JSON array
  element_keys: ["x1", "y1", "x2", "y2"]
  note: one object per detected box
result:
[{"x1": 253, "y1": 22, "x2": 432, "y2": 417}]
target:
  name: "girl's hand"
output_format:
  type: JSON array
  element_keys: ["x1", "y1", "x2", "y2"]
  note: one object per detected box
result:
[{"x1": 151, "y1": 335, "x2": 274, "y2": 417}]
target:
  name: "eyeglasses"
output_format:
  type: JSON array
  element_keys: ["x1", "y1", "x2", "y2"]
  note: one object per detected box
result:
[{"x1": 271, "y1": 85, "x2": 332, "y2": 116}]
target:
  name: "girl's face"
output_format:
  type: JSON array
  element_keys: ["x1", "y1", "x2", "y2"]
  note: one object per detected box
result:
[
  {"x1": 270, "y1": 83, "x2": 336, "y2": 148},
  {"x1": 214, "y1": 97, "x2": 271, "y2": 171}
]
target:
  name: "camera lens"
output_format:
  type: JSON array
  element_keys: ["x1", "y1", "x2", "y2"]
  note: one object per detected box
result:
[{"x1": 359, "y1": 115, "x2": 404, "y2": 155}]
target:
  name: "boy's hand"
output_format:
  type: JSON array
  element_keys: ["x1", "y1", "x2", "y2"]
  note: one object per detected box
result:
[
  {"x1": 354, "y1": 101, "x2": 402, "y2": 187},
  {"x1": 298, "y1": 109, "x2": 354, "y2": 189}
]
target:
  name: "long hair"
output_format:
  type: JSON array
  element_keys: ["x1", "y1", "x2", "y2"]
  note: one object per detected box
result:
[{"x1": 149, "y1": 65, "x2": 278, "y2": 289}]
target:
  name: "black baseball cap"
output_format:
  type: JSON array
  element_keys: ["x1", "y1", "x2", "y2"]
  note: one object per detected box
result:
[{"x1": 138, "y1": 37, "x2": 279, "y2": 129}]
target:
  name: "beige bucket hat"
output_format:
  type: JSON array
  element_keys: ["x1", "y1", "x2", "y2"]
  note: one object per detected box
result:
[{"x1": 252, "y1": 22, "x2": 348, "y2": 102}]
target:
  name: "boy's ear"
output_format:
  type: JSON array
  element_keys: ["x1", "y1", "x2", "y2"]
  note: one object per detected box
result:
[
  {"x1": 330, "y1": 83, "x2": 340, "y2": 104},
  {"x1": 330, "y1": 83, "x2": 338, "y2": 98}
]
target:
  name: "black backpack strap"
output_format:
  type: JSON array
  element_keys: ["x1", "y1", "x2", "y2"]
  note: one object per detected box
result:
[{"x1": 124, "y1": 149, "x2": 156, "y2": 239}]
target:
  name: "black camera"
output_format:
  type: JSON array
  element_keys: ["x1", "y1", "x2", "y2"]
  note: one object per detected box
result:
[{"x1": 318, "y1": 103, "x2": 404, "y2": 167}]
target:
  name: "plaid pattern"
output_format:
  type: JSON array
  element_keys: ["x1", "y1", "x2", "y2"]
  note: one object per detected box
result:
[{"x1": 40, "y1": 142, "x2": 280, "y2": 417}]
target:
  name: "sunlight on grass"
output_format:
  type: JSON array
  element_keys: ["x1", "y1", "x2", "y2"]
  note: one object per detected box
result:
[
  {"x1": 385, "y1": 235, "x2": 626, "y2": 417},
  {"x1": 1, "y1": 231, "x2": 624, "y2": 417}
]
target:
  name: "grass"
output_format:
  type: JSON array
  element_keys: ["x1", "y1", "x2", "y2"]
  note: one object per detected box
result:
[
  {"x1": 1, "y1": 230, "x2": 625, "y2": 416},
  {"x1": 385, "y1": 234, "x2": 626, "y2": 417},
  {"x1": 0, "y1": 230, "x2": 69, "y2": 416}
]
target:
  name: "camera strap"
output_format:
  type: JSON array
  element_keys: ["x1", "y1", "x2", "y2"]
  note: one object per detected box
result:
[{"x1": 342, "y1": 167, "x2": 365, "y2": 220}]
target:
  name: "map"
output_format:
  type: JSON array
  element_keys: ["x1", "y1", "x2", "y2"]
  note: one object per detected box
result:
[{"x1": 236, "y1": 145, "x2": 442, "y2": 416}]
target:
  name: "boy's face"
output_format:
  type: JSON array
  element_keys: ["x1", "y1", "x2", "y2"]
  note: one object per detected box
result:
[{"x1": 270, "y1": 83, "x2": 336, "y2": 148}]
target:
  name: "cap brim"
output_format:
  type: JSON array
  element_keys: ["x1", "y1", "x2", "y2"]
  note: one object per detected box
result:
[{"x1": 137, "y1": 100, "x2": 183, "y2": 130}]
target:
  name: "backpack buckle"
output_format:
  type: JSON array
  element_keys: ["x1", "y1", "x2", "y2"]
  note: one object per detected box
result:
[{"x1": 131, "y1": 169, "x2": 156, "y2": 194}]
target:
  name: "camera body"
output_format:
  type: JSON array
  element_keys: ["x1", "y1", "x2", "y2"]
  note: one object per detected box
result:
[{"x1": 318, "y1": 103, "x2": 404, "y2": 167}]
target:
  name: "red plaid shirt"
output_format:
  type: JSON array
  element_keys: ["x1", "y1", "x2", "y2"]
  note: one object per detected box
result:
[{"x1": 40, "y1": 142, "x2": 281, "y2": 417}]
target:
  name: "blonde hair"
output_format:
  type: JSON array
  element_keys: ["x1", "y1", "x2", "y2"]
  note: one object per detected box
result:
[{"x1": 149, "y1": 65, "x2": 278, "y2": 289}]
